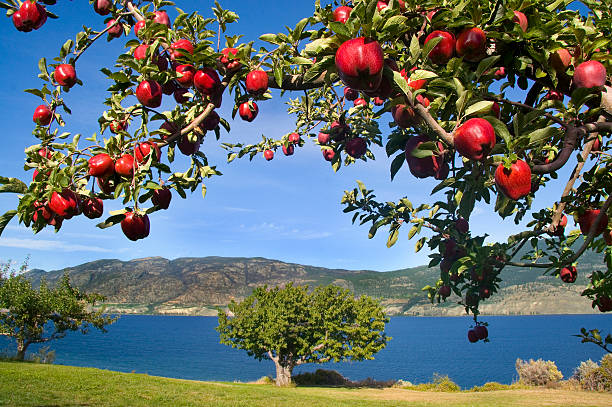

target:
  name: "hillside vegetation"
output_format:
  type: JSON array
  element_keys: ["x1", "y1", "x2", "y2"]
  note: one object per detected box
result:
[{"x1": 24, "y1": 250, "x2": 605, "y2": 316}]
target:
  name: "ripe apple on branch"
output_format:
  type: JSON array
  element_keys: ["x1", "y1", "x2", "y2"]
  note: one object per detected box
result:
[{"x1": 0, "y1": 0, "x2": 611, "y2": 343}]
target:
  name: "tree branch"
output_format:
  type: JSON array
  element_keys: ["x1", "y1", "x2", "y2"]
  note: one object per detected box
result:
[
  {"x1": 532, "y1": 121, "x2": 612, "y2": 174},
  {"x1": 507, "y1": 193, "x2": 612, "y2": 269}
]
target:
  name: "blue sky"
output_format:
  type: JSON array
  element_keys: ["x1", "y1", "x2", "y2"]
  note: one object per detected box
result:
[{"x1": 0, "y1": 1, "x2": 581, "y2": 272}]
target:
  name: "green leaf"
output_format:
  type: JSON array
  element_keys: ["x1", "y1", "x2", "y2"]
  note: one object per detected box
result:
[
  {"x1": 475, "y1": 55, "x2": 501, "y2": 78},
  {"x1": 465, "y1": 101, "x2": 494, "y2": 117},
  {"x1": 0, "y1": 210, "x2": 17, "y2": 236},
  {"x1": 382, "y1": 15, "x2": 408, "y2": 32},
  {"x1": 0, "y1": 177, "x2": 28, "y2": 194},
  {"x1": 386, "y1": 228, "x2": 399, "y2": 248},
  {"x1": 390, "y1": 153, "x2": 404, "y2": 181},
  {"x1": 484, "y1": 116, "x2": 512, "y2": 147},
  {"x1": 96, "y1": 214, "x2": 125, "y2": 229},
  {"x1": 415, "y1": 237, "x2": 426, "y2": 252},
  {"x1": 526, "y1": 127, "x2": 561, "y2": 147},
  {"x1": 328, "y1": 21, "x2": 350, "y2": 38},
  {"x1": 202, "y1": 183, "x2": 207, "y2": 200}
]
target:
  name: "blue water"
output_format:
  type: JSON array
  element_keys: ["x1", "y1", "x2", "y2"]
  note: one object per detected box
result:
[{"x1": 1, "y1": 314, "x2": 611, "y2": 388}]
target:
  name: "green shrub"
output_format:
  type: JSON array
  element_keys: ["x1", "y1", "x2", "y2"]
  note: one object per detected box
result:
[
  {"x1": 293, "y1": 369, "x2": 348, "y2": 386},
  {"x1": 515, "y1": 358, "x2": 563, "y2": 386},
  {"x1": 401, "y1": 374, "x2": 461, "y2": 392},
  {"x1": 468, "y1": 382, "x2": 521, "y2": 392}
]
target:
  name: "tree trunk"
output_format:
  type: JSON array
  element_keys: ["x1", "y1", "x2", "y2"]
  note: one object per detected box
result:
[
  {"x1": 16, "y1": 340, "x2": 28, "y2": 361},
  {"x1": 274, "y1": 361, "x2": 294, "y2": 386}
]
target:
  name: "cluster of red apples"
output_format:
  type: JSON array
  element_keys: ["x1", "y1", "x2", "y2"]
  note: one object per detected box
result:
[{"x1": 10, "y1": 1, "x2": 612, "y2": 337}]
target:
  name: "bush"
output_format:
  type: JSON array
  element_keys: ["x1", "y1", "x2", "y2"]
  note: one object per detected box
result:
[
  {"x1": 28, "y1": 346, "x2": 56, "y2": 364},
  {"x1": 515, "y1": 358, "x2": 563, "y2": 386},
  {"x1": 293, "y1": 369, "x2": 349, "y2": 386},
  {"x1": 401, "y1": 374, "x2": 461, "y2": 392},
  {"x1": 572, "y1": 360, "x2": 599, "y2": 383},
  {"x1": 581, "y1": 354, "x2": 612, "y2": 392},
  {"x1": 468, "y1": 382, "x2": 523, "y2": 392}
]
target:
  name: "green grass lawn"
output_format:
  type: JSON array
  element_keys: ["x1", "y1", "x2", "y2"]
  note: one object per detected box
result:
[{"x1": 1, "y1": 361, "x2": 612, "y2": 407}]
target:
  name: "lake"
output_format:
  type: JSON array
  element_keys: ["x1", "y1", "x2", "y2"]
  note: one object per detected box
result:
[{"x1": 2, "y1": 314, "x2": 611, "y2": 388}]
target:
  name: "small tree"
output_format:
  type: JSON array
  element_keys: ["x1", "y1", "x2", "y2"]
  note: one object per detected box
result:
[
  {"x1": 216, "y1": 284, "x2": 389, "y2": 386},
  {"x1": 0, "y1": 261, "x2": 115, "y2": 361}
]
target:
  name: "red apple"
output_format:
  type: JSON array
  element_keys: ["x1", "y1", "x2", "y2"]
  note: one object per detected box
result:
[
  {"x1": 344, "y1": 87, "x2": 358, "y2": 101},
  {"x1": 136, "y1": 80, "x2": 162, "y2": 108},
  {"x1": 263, "y1": 149, "x2": 274, "y2": 161},
  {"x1": 201, "y1": 111, "x2": 220, "y2": 131},
  {"x1": 474, "y1": 325, "x2": 488, "y2": 340},
  {"x1": 467, "y1": 328, "x2": 479, "y2": 343},
  {"x1": 88, "y1": 153, "x2": 115, "y2": 178},
  {"x1": 178, "y1": 135, "x2": 201, "y2": 156},
  {"x1": 115, "y1": 155, "x2": 135, "y2": 177},
  {"x1": 455, "y1": 217, "x2": 469, "y2": 234},
  {"x1": 439, "y1": 285, "x2": 451, "y2": 298},
  {"x1": 288, "y1": 133, "x2": 301, "y2": 144},
  {"x1": 495, "y1": 160, "x2": 532, "y2": 200},
  {"x1": 109, "y1": 120, "x2": 128, "y2": 134},
  {"x1": 32, "y1": 201, "x2": 53, "y2": 224},
  {"x1": 322, "y1": 149, "x2": 335, "y2": 161},
  {"x1": 373, "y1": 97, "x2": 384, "y2": 106},
  {"x1": 345, "y1": 137, "x2": 367, "y2": 159},
  {"x1": 170, "y1": 39, "x2": 194, "y2": 61},
  {"x1": 578, "y1": 209, "x2": 609, "y2": 235},
  {"x1": 353, "y1": 98, "x2": 367, "y2": 107},
  {"x1": 591, "y1": 136, "x2": 602, "y2": 152},
  {"x1": 134, "y1": 141, "x2": 161, "y2": 164},
  {"x1": 513, "y1": 11, "x2": 528, "y2": 32},
  {"x1": 121, "y1": 212, "x2": 150, "y2": 241},
  {"x1": 152, "y1": 188, "x2": 172, "y2": 209},
  {"x1": 133, "y1": 44, "x2": 149, "y2": 60},
  {"x1": 106, "y1": 19, "x2": 123, "y2": 39},
  {"x1": 550, "y1": 49, "x2": 572, "y2": 73},
  {"x1": 574, "y1": 61, "x2": 607, "y2": 89},
  {"x1": 596, "y1": 295, "x2": 612, "y2": 312},
  {"x1": 220, "y1": 47, "x2": 242, "y2": 71},
  {"x1": 453, "y1": 118, "x2": 496, "y2": 161},
  {"x1": 479, "y1": 286, "x2": 491, "y2": 299},
  {"x1": 93, "y1": 0, "x2": 112, "y2": 16},
  {"x1": 377, "y1": 1, "x2": 388, "y2": 12},
  {"x1": 318, "y1": 132, "x2": 330, "y2": 145},
  {"x1": 173, "y1": 87, "x2": 189, "y2": 104},
  {"x1": 494, "y1": 67, "x2": 506, "y2": 78},
  {"x1": 13, "y1": 1, "x2": 46, "y2": 32},
  {"x1": 335, "y1": 37, "x2": 384, "y2": 92},
  {"x1": 392, "y1": 104, "x2": 420, "y2": 129},
  {"x1": 559, "y1": 266, "x2": 577, "y2": 283},
  {"x1": 194, "y1": 68, "x2": 221, "y2": 96},
  {"x1": 245, "y1": 70, "x2": 269, "y2": 95},
  {"x1": 491, "y1": 102, "x2": 501, "y2": 119},
  {"x1": 405, "y1": 136, "x2": 448, "y2": 179},
  {"x1": 153, "y1": 11, "x2": 171, "y2": 28},
  {"x1": 603, "y1": 228, "x2": 612, "y2": 245},
  {"x1": 425, "y1": 30, "x2": 456, "y2": 65},
  {"x1": 159, "y1": 121, "x2": 179, "y2": 139},
  {"x1": 282, "y1": 144, "x2": 294, "y2": 156},
  {"x1": 417, "y1": 94, "x2": 430, "y2": 107},
  {"x1": 238, "y1": 101, "x2": 258, "y2": 122},
  {"x1": 49, "y1": 189, "x2": 79, "y2": 218},
  {"x1": 82, "y1": 197, "x2": 104, "y2": 219},
  {"x1": 456, "y1": 27, "x2": 487, "y2": 62},
  {"x1": 134, "y1": 20, "x2": 146, "y2": 37},
  {"x1": 545, "y1": 90, "x2": 564, "y2": 101},
  {"x1": 54, "y1": 64, "x2": 77, "y2": 88},
  {"x1": 33, "y1": 105, "x2": 53, "y2": 126},
  {"x1": 333, "y1": 6, "x2": 352, "y2": 23},
  {"x1": 176, "y1": 65, "x2": 196, "y2": 88}
]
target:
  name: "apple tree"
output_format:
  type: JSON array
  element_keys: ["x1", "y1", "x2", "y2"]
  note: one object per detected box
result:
[
  {"x1": 0, "y1": 0, "x2": 611, "y2": 342},
  {"x1": 216, "y1": 284, "x2": 389, "y2": 386},
  {"x1": 0, "y1": 261, "x2": 115, "y2": 360}
]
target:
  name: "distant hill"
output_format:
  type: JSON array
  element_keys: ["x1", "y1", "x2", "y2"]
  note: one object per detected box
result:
[{"x1": 25, "y1": 250, "x2": 607, "y2": 316}]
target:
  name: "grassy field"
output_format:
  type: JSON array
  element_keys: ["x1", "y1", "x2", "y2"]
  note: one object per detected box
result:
[{"x1": 1, "y1": 361, "x2": 612, "y2": 407}]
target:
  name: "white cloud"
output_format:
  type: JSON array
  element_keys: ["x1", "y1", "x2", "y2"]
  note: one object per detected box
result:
[
  {"x1": 223, "y1": 206, "x2": 256, "y2": 213},
  {"x1": 0, "y1": 237, "x2": 113, "y2": 253}
]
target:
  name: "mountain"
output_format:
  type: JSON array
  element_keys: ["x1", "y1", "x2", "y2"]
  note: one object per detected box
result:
[{"x1": 24, "y1": 251, "x2": 607, "y2": 316}]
